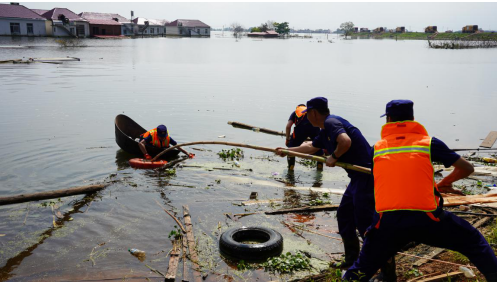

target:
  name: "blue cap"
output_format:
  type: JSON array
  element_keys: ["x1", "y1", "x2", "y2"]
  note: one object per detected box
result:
[
  {"x1": 157, "y1": 125, "x2": 168, "y2": 137},
  {"x1": 380, "y1": 100, "x2": 414, "y2": 118},
  {"x1": 302, "y1": 97, "x2": 328, "y2": 113}
]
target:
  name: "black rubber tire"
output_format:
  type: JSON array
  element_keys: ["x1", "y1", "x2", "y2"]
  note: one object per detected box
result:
[{"x1": 219, "y1": 226, "x2": 283, "y2": 260}]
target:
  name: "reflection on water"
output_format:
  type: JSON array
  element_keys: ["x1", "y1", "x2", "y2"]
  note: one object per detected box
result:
[{"x1": 1, "y1": 32, "x2": 497, "y2": 281}]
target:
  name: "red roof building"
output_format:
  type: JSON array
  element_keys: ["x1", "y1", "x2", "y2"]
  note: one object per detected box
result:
[
  {"x1": 0, "y1": 3, "x2": 47, "y2": 36},
  {"x1": 247, "y1": 30, "x2": 279, "y2": 38},
  {"x1": 79, "y1": 12, "x2": 128, "y2": 36},
  {"x1": 165, "y1": 19, "x2": 210, "y2": 37},
  {"x1": 36, "y1": 7, "x2": 90, "y2": 37}
]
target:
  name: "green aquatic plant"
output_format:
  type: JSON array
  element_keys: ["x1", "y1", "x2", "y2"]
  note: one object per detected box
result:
[
  {"x1": 217, "y1": 148, "x2": 244, "y2": 160},
  {"x1": 309, "y1": 198, "x2": 331, "y2": 206},
  {"x1": 168, "y1": 226, "x2": 182, "y2": 240},
  {"x1": 298, "y1": 159, "x2": 317, "y2": 168},
  {"x1": 261, "y1": 252, "x2": 311, "y2": 273}
]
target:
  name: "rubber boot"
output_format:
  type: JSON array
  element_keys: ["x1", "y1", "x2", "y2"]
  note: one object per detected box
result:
[
  {"x1": 332, "y1": 236, "x2": 360, "y2": 269},
  {"x1": 287, "y1": 156, "x2": 295, "y2": 170},
  {"x1": 316, "y1": 162, "x2": 324, "y2": 171},
  {"x1": 370, "y1": 257, "x2": 397, "y2": 282}
]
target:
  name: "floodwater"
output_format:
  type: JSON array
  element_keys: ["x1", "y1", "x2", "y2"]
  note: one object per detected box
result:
[{"x1": 0, "y1": 32, "x2": 497, "y2": 281}]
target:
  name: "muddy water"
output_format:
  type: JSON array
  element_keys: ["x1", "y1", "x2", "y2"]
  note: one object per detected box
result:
[{"x1": 1, "y1": 32, "x2": 497, "y2": 281}]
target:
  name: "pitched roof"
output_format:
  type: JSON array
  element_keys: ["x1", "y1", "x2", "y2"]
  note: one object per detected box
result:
[
  {"x1": 79, "y1": 12, "x2": 130, "y2": 23},
  {"x1": 31, "y1": 9, "x2": 49, "y2": 16},
  {"x1": 132, "y1": 17, "x2": 169, "y2": 26},
  {"x1": 40, "y1": 8, "x2": 87, "y2": 21},
  {"x1": 0, "y1": 4, "x2": 45, "y2": 20},
  {"x1": 166, "y1": 19, "x2": 210, "y2": 28}
]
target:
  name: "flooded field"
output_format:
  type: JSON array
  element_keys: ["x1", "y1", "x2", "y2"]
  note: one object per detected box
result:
[{"x1": 1, "y1": 32, "x2": 497, "y2": 281}]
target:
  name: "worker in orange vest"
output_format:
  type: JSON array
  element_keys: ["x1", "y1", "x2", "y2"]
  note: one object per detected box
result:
[
  {"x1": 344, "y1": 100, "x2": 497, "y2": 281},
  {"x1": 139, "y1": 125, "x2": 191, "y2": 159},
  {"x1": 285, "y1": 104, "x2": 323, "y2": 170}
]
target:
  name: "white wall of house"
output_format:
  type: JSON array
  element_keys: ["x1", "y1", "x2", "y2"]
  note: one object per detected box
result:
[
  {"x1": 51, "y1": 21, "x2": 89, "y2": 37},
  {"x1": 0, "y1": 18, "x2": 47, "y2": 36},
  {"x1": 165, "y1": 26, "x2": 210, "y2": 36},
  {"x1": 140, "y1": 25, "x2": 165, "y2": 35},
  {"x1": 121, "y1": 23, "x2": 133, "y2": 36}
]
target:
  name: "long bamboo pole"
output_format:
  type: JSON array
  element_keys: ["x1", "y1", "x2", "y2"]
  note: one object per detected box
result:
[
  {"x1": 151, "y1": 141, "x2": 371, "y2": 175},
  {"x1": 228, "y1": 121, "x2": 285, "y2": 136}
]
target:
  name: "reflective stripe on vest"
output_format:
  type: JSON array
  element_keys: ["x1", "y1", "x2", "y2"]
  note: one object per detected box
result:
[
  {"x1": 373, "y1": 121, "x2": 438, "y2": 213},
  {"x1": 140, "y1": 128, "x2": 170, "y2": 148},
  {"x1": 294, "y1": 106, "x2": 307, "y2": 126}
]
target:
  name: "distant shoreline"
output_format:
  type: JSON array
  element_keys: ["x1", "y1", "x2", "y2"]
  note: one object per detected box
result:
[{"x1": 347, "y1": 32, "x2": 497, "y2": 40}]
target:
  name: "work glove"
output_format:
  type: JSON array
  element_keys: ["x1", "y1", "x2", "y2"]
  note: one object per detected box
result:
[
  {"x1": 144, "y1": 154, "x2": 152, "y2": 160},
  {"x1": 188, "y1": 153, "x2": 195, "y2": 159}
]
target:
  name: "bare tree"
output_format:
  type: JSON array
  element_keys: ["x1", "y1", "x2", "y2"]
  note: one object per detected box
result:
[
  {"x1": 266, "y1": 20, "x2": 276, "y2": 31},
  {"x1": 340, "y1": 21, "x2": 355, "y2": 38},
  {"x1": 231, "y1": 22, "x2": 244, "y2": 39}
]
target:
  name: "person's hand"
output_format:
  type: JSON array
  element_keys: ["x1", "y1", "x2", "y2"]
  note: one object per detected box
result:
[
  {"x1": 275, "y1": 147, "x2": 287, "y2": 157},
  {"x1": 326, "y1": 155, "x2": 337, "y2": 167},
  {"x1": 188, "y1": 153, "x2": 195, "y2": 159},
  {"x1": 437, "y1": 183, "x2": 465, "y2": 196},
  {"x1": 285, "y1": 139, "x2": 290, "y2": 147},
  {"x1": 144, "y1": 154, "x2": 152, "y2": 160}
]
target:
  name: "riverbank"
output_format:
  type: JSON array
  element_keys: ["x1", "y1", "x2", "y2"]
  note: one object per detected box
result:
[{"x1": 349, "y1": 32, "x2": 497, "y2": 40}]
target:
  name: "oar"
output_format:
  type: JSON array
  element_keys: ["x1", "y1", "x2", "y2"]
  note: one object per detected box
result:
[{"x1": 151, "y1": 141, "x2": 371, "y2": 175}]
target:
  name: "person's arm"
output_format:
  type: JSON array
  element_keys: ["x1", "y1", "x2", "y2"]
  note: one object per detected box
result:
[
  {"x1": 326, "y1": 132, "x2": 352, "y2": 167},
  {"x1": 276, "y1": 142, "x2": 321, "y2": 156},
  {"x1": 139, "y1": 140, "x2": 151, "y2": 159},
  {"x1": 285, "y1": 120, "x2": 294, "y2": 146},
  {"x1": 437, "y1": 157, "x2": 474, "y2": 194}
]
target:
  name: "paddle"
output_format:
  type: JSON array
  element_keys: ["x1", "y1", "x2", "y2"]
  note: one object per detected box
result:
[{"x1": 151, "y1": 141, "x2": 371, "y2": 175}]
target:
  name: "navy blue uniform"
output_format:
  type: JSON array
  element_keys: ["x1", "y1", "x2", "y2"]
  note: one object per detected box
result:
[
  {"x1": 288, "y1": 112, "x2": 321, "y2": 147},
  {"x1": 344, "y1": 138, "x2": 497, "y2": 281},
  {"x1": 142, "y1": 135, "x2": 177, "y2": 147},
  {"x1": 312, "y1": 115, "x2": 374, "y2": 238}
]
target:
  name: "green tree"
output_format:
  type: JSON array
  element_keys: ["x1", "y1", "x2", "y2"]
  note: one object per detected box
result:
[
  {"x1": 340, "y1": 21, "x2": 355, "y2": 38},
  {"x1": 275, "y1": 22, "x2": 290, "y2": 35},
  {"x1": 250, "y1": 27, "x2": 261, "y2": 32},
  {"x1": 259, "y1": 23, "x2": 269, "y2": 32}
]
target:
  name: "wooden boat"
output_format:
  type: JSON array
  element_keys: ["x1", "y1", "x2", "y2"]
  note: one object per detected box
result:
[{"x1": 114, "y1": 114, "x2": 180, "y2": 159}]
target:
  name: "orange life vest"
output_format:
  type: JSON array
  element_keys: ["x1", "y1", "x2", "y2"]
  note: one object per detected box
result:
[
  {"x1": 140, "y1": 128, "x2": 170, "y2": 148},
  {"x1": 294, "y1": 105, "x2": 307, "y2": 125},
  {"x1": 373, "y1": 121, "x2": 440, "y2": 213}
]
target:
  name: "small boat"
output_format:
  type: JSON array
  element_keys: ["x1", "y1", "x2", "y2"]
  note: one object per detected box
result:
[{"x1": 115, "y1": 114, "x2": 180, "y2": 159}]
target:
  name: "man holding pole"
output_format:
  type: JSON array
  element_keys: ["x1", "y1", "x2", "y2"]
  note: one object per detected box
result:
[
  {"x1": 276, "y1": 97, "x2": 395, "y2": 279},
  {"x1": 343, "y1": 100, "x2": 497, "y2": 281},
  {"x1": 285, "y1": 104, "x2": 323, "y2": 170}
]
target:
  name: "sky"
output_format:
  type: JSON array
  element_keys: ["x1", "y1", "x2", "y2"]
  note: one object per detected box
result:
[{"x1": 11, "y1": 2, "x2": 497, "y2": 32}]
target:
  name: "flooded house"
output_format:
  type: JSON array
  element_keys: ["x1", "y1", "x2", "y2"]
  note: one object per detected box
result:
[
  {"x1": 395, "y1": 26, "x2": 406, "y2": 33},
  {"x1": 425, "y1": 26, "x2": 437, "y2": 33},
  {"x1": 360, "y1": 28, "x2": 370, "y2": 33},
  {"x1": 132, "y1": 17, "x2": 168, "y2": 36},
  {"x1": 165, "y1": 19, "x2": 211, "y2": 37},
  {"x1": 0, "y1": 3, "x2": 47, "y2": 36},
  {"x1": 247, "y1": 30, "x2": 279, "y2": 38},
  {"x1": 34, "y1": 7, "x2": 89, "y2": 37},
  {"x1": 353, "y1": 27, "x2": 358, "y2": 33},
  {"x1": 79, "y1": 12, "x2": 132, "y2": 37},
  {"x1": 462, "y1": 25, "x2": 478, "y2": 33},
  {"x1": 373, "y1": 27, "x2": 384, "y2": 33}
]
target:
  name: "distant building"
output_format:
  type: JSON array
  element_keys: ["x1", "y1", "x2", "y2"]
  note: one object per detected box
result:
[
  {"x1": 353, "y1": 27, "x2": 358, "y2": 33},
  {"x1": 36, "y1": 7, "x2": 90, "y2": 37},
  {"x1": 395, "y1": 26, "x2": 405, "y2": 33},
  {"x1": 0, "y1": 3, "x2": 47, "y2": 36},
  {"x1": 425, "y1": 26, "x2": 437, "y2": 33},
  {"x1": 79, "y1": 12, "x2": 132, "y2": 37},
  {"x1": 133, "y1": 17, "x2": 168, "y2": 36},
  {"x1": 247, "y1": 30, "x2": 279, "y2": 38},
  {"x1": 373, "y1": 27, "x2": 384, "y2": 33},
  {"x1": 360, "y1": 28, "x2": 370, "y2": 33},
  {"x1": 462, "y1": 25, "x2": 478, "y2": 33},
  {"x1": 166, "y1": 19, "x2": 210, "y2": 37}
]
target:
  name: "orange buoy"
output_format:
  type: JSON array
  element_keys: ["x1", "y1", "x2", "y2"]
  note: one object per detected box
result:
[{"x1": 129, "y1": 158, "x2": 168, "y2": 169}]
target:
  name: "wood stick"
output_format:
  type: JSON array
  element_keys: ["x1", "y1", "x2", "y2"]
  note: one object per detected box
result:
[
  {"x1": 182, "y1": 233, "x2": 189, "y2": 282},
  {"x1": 284, "y1": 222, "x2": 342, "y2": 241},
  {"x1": 418, "y1": 271, "x2": 463, "y2": 282},
  {"x1": 0, "y1": 184, "x2": 108, "y2": 206},
  {"x1": 397, "y1": 252, "x2": 474, "y2": 268},
  {"x1": 152, "y1": 141, "x2": 371, "y2": 174},
  {"x1": 228, "y1": 121, "x2": 285, "y2": 136},
  {"x1": 165, "y1": 239, "x2": 181, "y2": 282},
  {"x1": 159, "y1": 156, "x2": 190, "y2": 170},
  {"x1": 265, "y1": 204, "x2": 340, "y2": 215},
  {"x1": 450, "y1": 211, "x2": 497, "y2": 217},
  {"x1": 154, "y1": 200, "x2": 187, "y2": 234},
  {"x1": 183, "y1": 205, "x2": 202, "y2": 282}
]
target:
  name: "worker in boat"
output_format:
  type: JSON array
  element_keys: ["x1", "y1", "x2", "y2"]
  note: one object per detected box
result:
[
  {"x1": 285, "y1": 104, "x2": 323, "y2": 170},
  {"x1": 276, "y1": 97, "x2": 395, "y2": 280},
  {"x1": 343, "y1": 100, "x2": 497, "y2": 281},
  {"x1": 139, "y1": 125, "x2": 191, "y2": 159}
]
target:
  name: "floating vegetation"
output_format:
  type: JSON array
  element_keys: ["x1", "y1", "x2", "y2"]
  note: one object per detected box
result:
[
  {"x1": 39, "y1": 198, "x2": 62, "y2": 208},
  {"x1": 261, "y1": 252, "x2": 311, "y2": 273},
  {"x1": 428, "y1": 39, "x2": 497, "y2": 49},
  {"x1": 168, "y1": 226, "x2": 182, "y2": 240},
  {"x1": 308, "y1": 198, "x2": 331, "y2": 206},
  {"x1": 298, "y1": 159, "x2": 317, "y2": 168},
  {"x1": 55, "y1": 38, "x2": 87, "y2": 48},
  {"x1": 217, "y1": 148, "x2": 244, "y2": 160}
]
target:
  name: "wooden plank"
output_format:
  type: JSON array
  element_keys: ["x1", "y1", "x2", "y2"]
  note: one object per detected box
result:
[
  {"x1": 413, "y1": 247, "x2": 445, "y2": 267},
  {"x1": 182, "y1": 234, "x2": 189, "y2": 282},
  {"x1": 419, "y1": 271, "x2": 462, "y2": 282},
  {"x1": 165, "y1": 239, "x2": 181, "y2": 281},
  {"x1": 265, "y1": 204, "x2": 340, "y2": 215},
  {"x1": 241, "y1": 199, "x2": 282, "y2": 206},
  {"x1": 480, "y1": 131, "x2": 497, "y2": 148},
  {"x1": 443, "y1": 193, "x2": 497, "y2": 206},
  {"x1": 183, "y1": 205, "x2": 202, "y2": 282}
]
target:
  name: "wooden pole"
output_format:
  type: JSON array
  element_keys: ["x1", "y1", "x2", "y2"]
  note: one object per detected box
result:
[
  {"x1": 228, "y1": 121, "x2": 285, "y2": 136},
  {"x1": 165, "y1": 239, "x2": 181, "y2": 282},
  {"x1": 152, "y1": 141, "x2": 371, "y2": 175},
  {"x1": 183, "y1": 205, "x2": 202, "y2": 282},
  {"x1": 0, "y1": 184, "x2": 108, "y2": 206}
]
